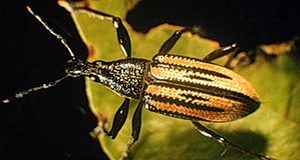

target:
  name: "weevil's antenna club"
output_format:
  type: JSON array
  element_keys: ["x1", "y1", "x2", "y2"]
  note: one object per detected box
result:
[{"x1": 26, "y1": 6, "x2": 76, "y2": 60}]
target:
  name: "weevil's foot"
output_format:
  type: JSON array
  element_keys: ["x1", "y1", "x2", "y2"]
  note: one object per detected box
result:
[
  {"x1": 220, "y1": 147, "x2": 228, "y2": 157},
  {"x1": 89, "y1": 112, "x2": 109, "y2": 139},
  {"x1": 259, "y1": 155, "x2": 277, "y2": 160},
  {"x1": 118, "y1": 138, "x2": 136, "y2": 160},
  {"x1": 89, "y1": 126, "x2": 102, "y2": 139},
  {"x1": 95, "y1": 112, "x2": 108, "y2": 127},
  {"x1": 187, "y1": 25, "x2": 205, "y2": 37},
  {"x1": 226, "y1": 46, "x2": 279, "y2": 69},
  {"x1": 225, "y1": 51, "x2": 252, "y2": 69},
  {"x1": 257, "y1": 47, "x2": 278, "y2": 61},
  {"x1": 237, "y1": 51, "x2": 253, "y2": 66},
  {"x1": 118, "y1": 152, "x2": 130, "y2": 160}
]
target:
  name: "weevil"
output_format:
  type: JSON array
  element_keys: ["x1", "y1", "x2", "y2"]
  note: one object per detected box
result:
[{"x1": 1, "y1": 3, "x2": 275, "y2": 160}]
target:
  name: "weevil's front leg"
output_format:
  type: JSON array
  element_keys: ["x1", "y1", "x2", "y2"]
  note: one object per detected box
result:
[
  {"x1": 59, "y1": 1, "x2": 131, "y2": 58},
  {"x1": 192, "y1": 122, "x2": 275, "y2": 160},
  {"x1": 121, "y1": 101, "x2": 143, "y2": 159},
  {"x1": 157, "y1": 26, "x2": 203, "y2": 56},
  {"x1": 108, "y1": 98, "x2": 130, "y2": 138},
  {"x1": 90, "y1": 98, "x2": 130, "y2": 139}
]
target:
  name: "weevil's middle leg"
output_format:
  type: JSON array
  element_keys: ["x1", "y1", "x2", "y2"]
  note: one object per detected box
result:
[
  {"x1": 192, "y1": 122, "x2": 275, "y2": 160},
  {"x1": 91, "y1": 98, "x2": 143, "y2": 160},
  {"x1": 59, "y1": 1, "x2": 132, "y2": 58},
  {"x1": 157, "y1": 26, "x2": 203, "y2": 56},
  {"x1": 108, "y1": 98, "x2": 130, "y2": 138},
  {"x1": 121, "y1": 101, "x2": 143, "y2": 160},
  {"x1": 157, "y1": 27, "x2": 238, "y2": 68}
]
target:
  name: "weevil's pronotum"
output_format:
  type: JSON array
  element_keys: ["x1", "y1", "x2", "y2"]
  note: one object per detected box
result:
[{"x1": 1, "y1": 2, "x2": 275, "y2": 160}]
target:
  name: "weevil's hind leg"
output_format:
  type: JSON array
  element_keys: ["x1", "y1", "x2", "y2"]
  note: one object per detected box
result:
[
  {"x1": 121, "y1": 101, "x2": 143, "y2": 159},
  {"x1": 59, "y1": 1, "x2": 132, "y2": 58},
  {"x1": 192, "y1": 122, "x2": 275, "y2": 160},
  {"x1": 157, "y1": 26, "x2": 202, "y2": 56},
  {"x1": 90, "y1": 98, "x2": 130, "y2": 139},
  {"x1": 203, "y1": 44, "x2": 238, "y2": 63}
]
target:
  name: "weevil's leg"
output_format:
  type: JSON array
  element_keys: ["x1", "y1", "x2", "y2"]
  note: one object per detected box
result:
[
  {"x1": 77, "y1": 7, "x2": 131, "y2": 57},
  {"x1": 59, "y1": 1, "x2": 131, "y2": 57},
  {"x1": 157, "y1": 26, "x2": 202, "y2": 56},
  {"x1": 192, "y1": 122, "x2": 275, "y2": 160},
  {"x1": 108, "y1": 98, "x2": 130, "y2": 138},
  {"x1": 203, "y1": 43, "x2": 238, "y2": 62},
  {"x1": 122, "y1": 101, "x2": 143, "y2": 159},
  {"x1": 90, "y1": 98, "x2": 130, "y2": 139}
]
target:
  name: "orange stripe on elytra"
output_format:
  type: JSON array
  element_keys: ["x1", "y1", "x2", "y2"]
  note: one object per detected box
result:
[
  {"x1": 147, "y1": 99, "x2": 244, "y2": 122},
  {"x1": 148, "y1": 99, "x2": 201, "y2": 117}
]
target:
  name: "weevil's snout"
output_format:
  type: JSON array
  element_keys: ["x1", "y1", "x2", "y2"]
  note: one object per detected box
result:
[{"x1": 65, "y1": 59, "x2": 86, "y2": 77}]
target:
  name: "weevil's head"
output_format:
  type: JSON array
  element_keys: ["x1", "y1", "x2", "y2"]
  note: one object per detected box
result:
[
  {"x1": 65, "y1": 59, "x2": 109, "y2": 83},
  {"x1": 65, "y1": 59, "x2": 87, "y2": 77}
]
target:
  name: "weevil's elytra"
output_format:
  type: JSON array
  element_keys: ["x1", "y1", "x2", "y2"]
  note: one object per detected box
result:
[
  {"x1": 144, "y1": 54, "x2": 260, "y2": 122},
  {"x1": 4, "y1": 4, "x2": 275, "y2": 160}
]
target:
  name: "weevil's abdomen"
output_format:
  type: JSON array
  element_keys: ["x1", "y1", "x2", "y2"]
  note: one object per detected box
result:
[{"x1": 143, "y1": 54, "x2": 260, "y2": 122}]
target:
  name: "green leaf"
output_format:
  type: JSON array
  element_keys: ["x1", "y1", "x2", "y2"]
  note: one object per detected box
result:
[{"x1": 69, "y1": 1, "x2": 300, "y2": 159}]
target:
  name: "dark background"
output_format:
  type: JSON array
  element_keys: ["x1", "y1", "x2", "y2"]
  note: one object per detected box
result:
[
  {"x1": 0, "y1": 0, "x2": 299, "y2": 160},
  {"x1": 0, "y1": 1, "x2": 107, "y2": 160},
  {"x1": 127, "y1": 0, "x2": 300, "y2": 52}
]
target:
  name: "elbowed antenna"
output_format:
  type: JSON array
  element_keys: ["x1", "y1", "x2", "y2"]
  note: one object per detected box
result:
[
  {"x1": 1, "y1": 75, "x2": 69, "y2": 104},
  {"x1": 26, "y1": 6, "x2": 76, "y2": 60},
  {"x1": 1, "y1": 6, "x2": 78, "y2": 104}
]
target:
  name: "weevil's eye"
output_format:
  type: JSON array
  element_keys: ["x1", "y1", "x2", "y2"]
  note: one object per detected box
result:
[
  {"x1": 90, "y1": 75, "x2": 101, "y2": 82},
  {"x1": 92, "y1": 60, "x2": 104, "y2": 66}
]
